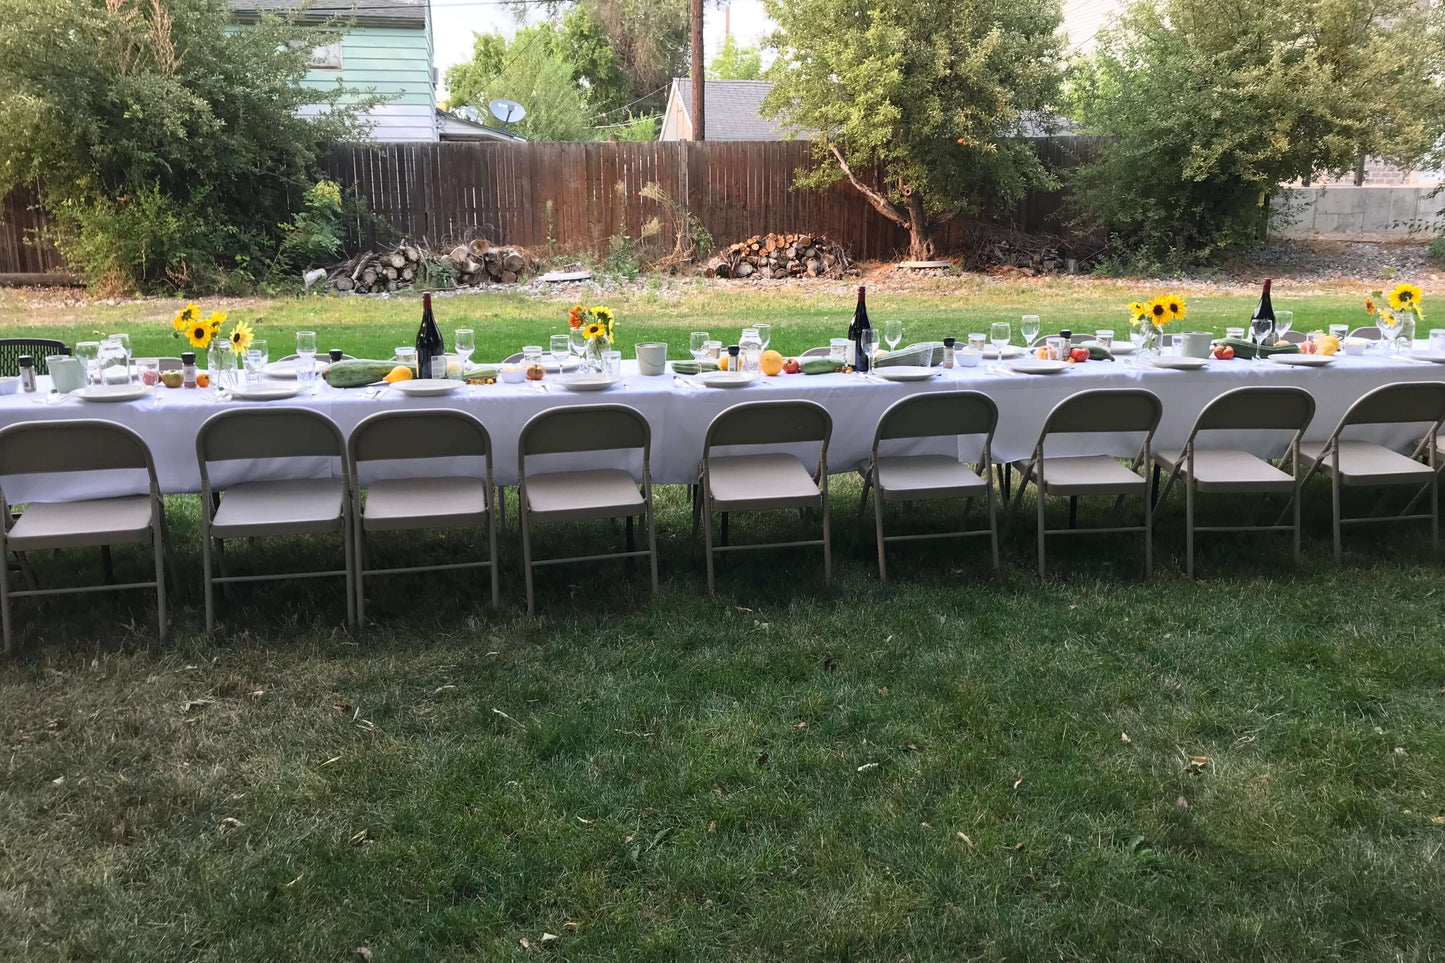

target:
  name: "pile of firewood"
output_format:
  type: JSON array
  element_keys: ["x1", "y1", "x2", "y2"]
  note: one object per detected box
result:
[
  {"x1": 447, "y1": 239, "x2": 539, "y2": 287},
  {"x1": 704, "y1": 233, "x2": 851, "y2": 280},
  {"x1": 331, "y1": 243, "x2": 423, "y2": 294}
]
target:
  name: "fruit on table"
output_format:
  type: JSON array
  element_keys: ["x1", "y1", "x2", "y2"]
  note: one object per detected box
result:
[
  {"x1": 1212, "y1": 344, "x2": 1235, "y2": 360},
  {"x1": 160, "y1": 370, "x2": 184, "y2": 388},
  {"x1": 1070, "y1": 347, "x2": 1090, "y2": 363},
  {"x1": 1079, "y1": 342, "x2": 1114, "y2": 361},
  {"x1": 1211, "y1": 337, "x2": 1300, "y2": 359},
  {"x1": 760, "y1": 349, "x2": 785, "y2": 376},
  {"x1": 1317, "y1": 336, "x2": 1340, "y2": 356},
  {"x1": 782, "y1": 358, "x2": 802, "y2": 374},
  {"x1": 1299, "y1": 341, "x2": 1318, "y2": 354},
  {"x1": 718, "y1": 354, "x2": 729, "y2": 371},
  {"x1": 383, "y1": 365, "x2": 414, "y2": 383},
  {"x1": 196, "y1": 372, "x2": 210, "y2": 388},
  {"x1": 1035, "y1": 346, "x2": 1051, "y2": 360}
]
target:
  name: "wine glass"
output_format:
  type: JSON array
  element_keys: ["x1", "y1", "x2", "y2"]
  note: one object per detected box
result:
[
  {"x1": 858, "y1": 329, "x2": 878, "y2": 368},
  {"x1": 1274, "y1": 311, "x2": 1293, "y2": 341},
  {"x1": 690, "y1": 331, "x2": 710, "y2": 361},
  {"x1": 550, "y1": 334, "x2": 571, "y2": 369},
  {"x1": 756, "y1": 323, "x2": 772, "y2": 352},
  {"x1": 1376, "y1": 311, "x2": 1401, "y2": 352},
  {"x1": 1021, "y1": 315, "x2": 1041, "y2": 346},
  {"x1": 109, "y1": 333, "x2": 133, "y2": 383},
  {"x1": 74, "y1": 341, "x2": 100, "y2": 385},
  {"x1": 245, "y1": 339, "x2": 268, "y2": 382},
  {"x1": 990, "y1": 321, "x2": 1011, "y2": 355},
  {"x1": 883, "y1": 319, "x2": 903, "y2": 352},
  {"x1": 1251, "y1": 315, "x2": 1275, "y2": 362},
  {"x1": 454, "y1": 329, "x2": 475, "y2": 368}
]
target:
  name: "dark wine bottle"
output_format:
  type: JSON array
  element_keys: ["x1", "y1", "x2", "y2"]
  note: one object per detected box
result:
[
  {"x1": 1250, "y1": 278, "x2": 1276, "y2": 347},
  {"x1": 414, "y1": 292, "x2": 445, "y2": 379},
  {"x1": 848, "y1": 285, "x2": 873, "y2": 372}
]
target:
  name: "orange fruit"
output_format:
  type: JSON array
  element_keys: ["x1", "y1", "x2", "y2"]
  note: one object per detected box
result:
[
  {"x1": 196, "y1": 372, "x2": 210, "y2": 388},
  {"x1": 383, "y1": 365, "x2": 414, "y2": 383},
  {"x1": 760, "y1": 349, "x2": 785, "y2": 376}
]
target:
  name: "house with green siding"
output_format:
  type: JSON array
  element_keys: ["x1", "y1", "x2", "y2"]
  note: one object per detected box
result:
[{"x1": 229, "y1": 0, "x2": 440, "y2": 142}]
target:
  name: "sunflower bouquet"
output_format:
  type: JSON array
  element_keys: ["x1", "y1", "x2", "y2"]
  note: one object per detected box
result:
[
  {"x1": 567, "y1": 304, "x2": 616, "y2": 371},
  {"x1": 172, "y1": 302, "x2": 255, "y2": 353},
  {"x1": 1129, "y1": 293, "x2": 1188, "y2": 329},
  {"x1": 1365, "y1": 284, "x2": 1424, "y2": 348}
]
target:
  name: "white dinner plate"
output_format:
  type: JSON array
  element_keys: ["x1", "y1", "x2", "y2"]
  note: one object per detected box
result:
[
  {"x1": 227, "y1": 383, "x2": 307, "y2": 401},
  {"x1": 73, "y1": 384, "x2": 151, "y2": 403},
  {"x1": 261, "y1": 358, "x2": 329, "y2": 379},
  {"x1": 1107, "y1": 342, "x2": 1136, "y2": 355},
  {"x1": 1149, "y1": 356, "x2": 1211, "y2": 371},
  {"x1": 1007, "y1": 359, "x2": 1071, "y2": 375},
  {"x1": 698, "y1": 371, "x2": 755, "y2": 388},
  {"x1": 873, "y1": 366, "x2": 940, "y2": 382},
  {"x1": 558, "y1": 374, "x2": 623, "y2": 392},
  {"x1": 542, "y1": 358, "x2": 582, "y2": 373},
  {"x1": 1267, "y1": 354, "x2": 1335, "y2": 367},
  {"x1": 1407, "y1": 352, "x2": 1445, "y2": 364},
  {"x1": 389, "y1": 378, "x2": 463, "y2": 397},
  {"x1": 982, "y1": 345, "x2": 1024, "y2": 359}
]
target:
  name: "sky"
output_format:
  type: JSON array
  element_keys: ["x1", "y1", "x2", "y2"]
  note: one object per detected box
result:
[{"x1": 431, "y1": 0, "x2": 774, "y2": 99}]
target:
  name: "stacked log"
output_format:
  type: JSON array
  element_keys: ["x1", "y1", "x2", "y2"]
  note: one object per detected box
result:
[
  {"x1": 704, "y1": 233, "x2": 851, "y2": 280},
  {"x1": 330, "y1": 243, "x2": 422, "y2": 294},
  {"x1": 447, "y1": 239, "x2": 539, "y2": 287}
]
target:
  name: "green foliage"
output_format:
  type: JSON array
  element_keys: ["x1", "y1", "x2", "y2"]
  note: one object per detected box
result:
[
  {"x1": 269, "y1": 181, "x2": 346, "y2": 279},
  {"x1": 762, "y1": 0, "x2": 1064, "y2": 259},
  {"x1": 521, "y1": 0, "x2": 690, "y2": 112},
  {"x1": 445, "y1": 24, "x2": 603, "y2": 141},
  {"x1": 0, "y1": 0, "x2": 372, "y2": 294},
  {"x1": 561, "y1": 7, "x2": 631, "y2": 112},
  {"x1": 709, "y1": 35, "x2": 764, "y2": 80},
  {"x1": 600, "y1": 233, "x2": 641, "y2": 278},
  {"x1": 609, "y1": 112, "x2": 661, "y2": 141},
  {"x1": 1070, "y1": 0, "x2": 1445, "y2": 264},
  {"x1": 1428, "y1": 235, "x2": 1445, "y2": 268}
]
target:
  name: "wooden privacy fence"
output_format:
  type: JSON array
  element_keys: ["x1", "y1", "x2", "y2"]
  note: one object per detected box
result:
[
  {"x1": 320, "y1": 137, "x2": 1105, "y2": 261},
  {"x1": 0, "y1": 185, "x2": 67, "y2": 280}
]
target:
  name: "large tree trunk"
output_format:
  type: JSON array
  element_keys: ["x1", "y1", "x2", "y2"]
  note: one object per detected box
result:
[{"x1": 904, "y1": 193, "x2": 936, "y2": 260}]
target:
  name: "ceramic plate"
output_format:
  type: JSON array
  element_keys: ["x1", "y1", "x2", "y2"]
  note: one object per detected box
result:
[
  {"x1": 981, "y1": 345, "x2": 1024, "y2": 359},
  {"x1": 1268, "y1": 355, "x2": 1335, "y2": 367},
  {"x1": 74, "y1": 384, "x2": 151, "y2": 403},
  {"x1": 1149, "y1": 356, "x2": 1211, "y2": 371},
  {"x1": 873, "y1": 366, "x2": 940, "y2": 382},
  {"x1": 698, "y1": 371, "x2": 755, "y2": 388},
  {"x1": 1107, "y1": 342, "x2": 1136, "y2": 355},
  {"x1": 1007, "y1": 359, "x2": 1071, "y2": 375},
  {"x1": 558, "y1": 374, "x2": 623, "y2": 392},
  {"x1": 1408, "y1": 352, "x2": 1445, "y2": 364},
  {"x1": 261, "y1": 358, "x2": 329, "y2": 379},
  {"x1": 227, "y1": 383, "x2": 308, "y2": 401},
  {"x1": 389, "y1": 378, "x2": 463, "y2": 397}
]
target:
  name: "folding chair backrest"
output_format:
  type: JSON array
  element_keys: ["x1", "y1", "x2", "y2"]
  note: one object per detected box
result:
[
  {"x1": 0, "y1": 338, "x2": 67, "y2": 376},
  {"x1": 1042, "y1": 389, "x2": 1162, "y2": 436},
  {"x1": 520, "y1": 404, "x2": 650, "y2": 458},
  {"x1": 0, "y1": 419, "x2": 154, "y2": 478},
  {"x1": 1194, "y1": 386, "x2": 1316, "y2": 433},
  {"x1": 1278, "y1": 331, "x2": 1307, "y2": 345},
  {"x1": 1338, "y1": 381, "x2": 1445, "y2": 429},
  {"x1": 1347, "y1": 326, "x2": 1381, "y2": 340},
  {"x1": 350, "y1": 409, "x2": 491, "y2": 464},
  {"x1": 799, "y1": 347, "x2": 833, "y2": 358},
  {"x1": 197, "y1": 407, "x2": 346, "y2": 464},
  {"x1": 876, "y1": 391, "x2": 997, "y2": 445},
  {"x1": 705, "y1": 400, "x2": 832, "y2": 450}
]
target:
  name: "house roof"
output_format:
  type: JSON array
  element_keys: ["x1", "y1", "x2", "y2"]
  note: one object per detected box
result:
[
  {"x1": 228, "y1": 0, "x2": 426, "y2": 24},
  {"x1": 437, "y1": 109, "x2": 526, "y2": 143},
  {"x1": 668, "y1": 79, "x2": 811, "y2": 141}
]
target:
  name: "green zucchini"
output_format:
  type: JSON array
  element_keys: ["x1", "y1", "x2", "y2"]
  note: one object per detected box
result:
[
  {"x1": 1079, "y1": 341, "x2": 1115, "y2": 361},
  {"x1": 671, "y1": 360, "x2": 720, "y2": 375},
  {"x1": 1210, "y1": 337, "x2": 1300, "y2": 360},
  {"x1": 801, "y1": 358, "x2": 846, "y2": 375},
  {"x1": 324, "y1": 359, "x2": 407, "y2": 388}
]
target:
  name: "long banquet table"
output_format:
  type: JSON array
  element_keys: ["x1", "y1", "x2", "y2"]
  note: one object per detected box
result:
[{"x1": 2, "y1": 352, "x2": 1443, "y2": 503}]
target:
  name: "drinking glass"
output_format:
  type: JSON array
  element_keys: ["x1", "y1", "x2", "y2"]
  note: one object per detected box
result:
[
  {"x1": 829, "y1": 338, "x2": 850, "y2": 363},
  {"x1": 1274, "y1": 311, "x2": 1294, "y2": 340},
  {"x1": 968, "y1": 333, "x2": 987, "y2": 353},
  {"x1": 1045, "y1": 336, "x2": 1066, "y2": 361},
  {"x1": 1329, "y1": 323, "x2": 1349, "y2": 343},
  {"x1": 109, "y1": 333, "x2": 133, "y2": 383},
  {"x1": 395, "y1": 346, "x2": 417, "y2": 370},
  {"x1": 884, "y1": 319, "x2": 903, "y2": 352},
  {"x1": 295, "y1": 330, "x2": 317, "y2": 383},
  {"x1": 1021, "y1": 315, "x2": 1041, "y2": 345},
  {"x1": 690, "y1": 331, "x2": 710, "y2": 361},
  {"x1": 858, "y1": 329, "x2": 878, "y2": 367},
  {"x1": 1130, "y1": 324, "x2": 1151, "y2": 353},
  {"x1": 245, "y1": 339, "x2": 269, "y2": 382},
  {"x1": 704, "y1": 340, "x2": 723, "y2": 361},
  {"x1": 74, "y1": 341, "x2": 100, "y2": 385},
  {"x1": 602, "y1": 349, "x2": 623, "y2": 378},
  {"x1": 1430, "y1": 329, "x2": 1445, "y2": 353},
  {"x1": 1251, "y1": 315, "x2": 1275, "y2": 361},
  {"x1": 1095, "y1": 329, "x2": 1114, "y2": 349},
  {"x1": 990, "y1": 322, "x2": 1011, "y2": 354},
  {"x1": 1226, "y1": 327, "x2": 1246, "y2": 341},
  {"x1": 136, "y1": 358, "x2": 160, "y2": 387},
  {"x1": 98, "y1": 338, "x2": 128, "y2": 384},
  {"x1": 550, "y1": 334, "x2": 571, "y2": 368},
  {"x1": 454, "y1": 329, "x2": 475, "y2": 367},
  {"x1": 756, "y1": 323, "x2": 772, "y2": 352},
  {"x1": 1376, "y1": 312, "x2": 1401, "y2": 352},
  {"x1": 569, "y1": 328, "x2": 588, "y2": 360}
]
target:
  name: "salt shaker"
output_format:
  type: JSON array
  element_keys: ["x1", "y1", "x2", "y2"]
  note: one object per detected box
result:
[
  {"x1": 181, "y1": 352, "x2": 198, "y2": 388},
  {"x1": 942, "y1": 337, "x2": 956, "y2": 369},
  {"x1": 17, "y1": 355, "x2": 36, "y2": 393}
]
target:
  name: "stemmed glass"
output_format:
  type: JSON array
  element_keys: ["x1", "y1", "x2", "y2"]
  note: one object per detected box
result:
[
  {"x1": 74, "y1": 341, "x2": 100, "y2": 385},
  {"x1": 570, "y1": 327, "x2": 588, "y2": 361},
  {"x1": 1274, "y1": 311, "x2": 1293, "y2": 341},
  {"x1": 245, "y1": 339, "x2": 269, "y2": 382},
  {"x1": 109, "y1": 333, "x2": 133, "y2": 383},
  {"x1": 690, "y1": 331, "x2": 710, "y2": 361},
  {"x1": 756, "y1": 323, "x2": 772, "y2": 352},
  {"x1": 1376, "y1": 311, "x2": 1401, "y2": 352},
  {"x1": 550, "y1": 334, "x2": 571, "y2": 369},
  {"x1": 990, "y1": 322, "x2": 1011, "y2": 356},
  {"x1": 454, "y1": 329, "x2": 475, "y2": 369},
  {"x1": 859, "y1": 329, "x2": 878, "y2": 368},
  {"x1": 1021, "y1": 315, "x2": 1041, "y2": 346},
  {"x1": 296, "y1": 330, "x2": 317, "y2": 383},
  {"x1": 884, "y1": 319, "x2": 903, "y2": 352},
  {"x1": 1251, "y1": 313, "x2": 1276, "y2": 362}
]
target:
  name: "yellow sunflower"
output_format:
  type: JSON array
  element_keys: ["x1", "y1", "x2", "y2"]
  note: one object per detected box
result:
[
  {"x1": 1129, "y1": 301, "x2": 1148, "y2": 319},
  {"x1": 228, "y1": 318, "x2": 254, "y2": 353},
  {"x1": 1164, "y1": 293, "x2": 1187, "y2": 320},
  {"x1": 1388, "y1": 283, "x2": 1422, "y2": 312},
  {"x1": 185, "y1": 321, "x2": 214, "y2": 349},
  {"x1": 1147, "y1": 297, "x2": 1170, "y2": 324},
  {"x1": 582, "y1": 321, "x2": 608, "y2": 340},
  {"x1": 172, "y1": 302, "x2": 200, "y2": 332},
  {"x1": 591, "y1": 306, "x2": 615, "y2": 336}
]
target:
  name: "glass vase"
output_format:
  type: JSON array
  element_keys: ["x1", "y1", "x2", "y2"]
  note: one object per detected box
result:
[
  {"x1": 584, "y1": 335, "x2": 611, "y2": 373},
  {"x1": 207, "y1": 340, "x2": 239, "y2": 389}
]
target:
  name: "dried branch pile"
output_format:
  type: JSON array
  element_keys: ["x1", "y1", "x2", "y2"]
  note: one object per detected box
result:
[{"x1": 704, "y1": 233, "x2": 852, "y2": 280}]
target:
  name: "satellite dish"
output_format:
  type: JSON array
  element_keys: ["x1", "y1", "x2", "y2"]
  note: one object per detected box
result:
[{"x1": 490, "y1": 98, "x2": 527, "y2": 131}]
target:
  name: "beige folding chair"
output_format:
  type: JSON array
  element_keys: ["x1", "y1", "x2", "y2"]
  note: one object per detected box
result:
[
  {"x1": 1012, "y1": 389, "x2": 1163, "y2": 577},
  {"x1": 1347, "y1": 326, "x2": 1382, "y2": 340},
  {"x1": 196, "y1": 408, "x2": 353, "y2": 632},
  {"x1": 1295, "y1": 381, "x2": 1445, "y2": 560},
  {"x1": 0, "y1": 420, "x2": 167, "y2": 653},
  {"x1": 697, "y1": 400, "x2": 832, "y2": 595},
  {"x1": 1154, "y1": 387, "x2": 1315, "y2": 577},
  {"x1": 798, "y1": 347, "x2": 834, "y2": 358},
  {"x1": 861, "y1": 391, "x2": 999, "y2": 579},
  {"x1": 348, "y1": 410, "x2": 498, "y2": 622},
  {"x1": 518, "y1": 404, "x2": 657, "y2": 615}
]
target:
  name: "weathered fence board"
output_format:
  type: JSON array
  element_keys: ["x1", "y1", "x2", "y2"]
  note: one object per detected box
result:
[{"x1": 0, "y1": 185, "x2": 67, "y2": 278}]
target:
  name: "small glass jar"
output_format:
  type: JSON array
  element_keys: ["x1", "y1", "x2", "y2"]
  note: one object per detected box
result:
[
  {"x1": 727, "y1": 345, "x2": 741, "y2": 372},
  {"x1": 1226, "y1": 327, "x2": 1246, "y2": 340},
  {"x1": 829, "y1": 338, "x2": 850, "y2": 363},
  {"x1": 1045, "y1": 337, "x2": 1066, "y2": 361},
  {"x1": 967, "y1": 333, "x2": 987, "y2": 353},
  {"x1": 17, "y1": 355, "x2": 36, "y2": 393},
  {"x1": 523, "y1": 345, "x2": 546, "y2": 380},
  {"x1": 739, "y1": 327, "x2": 763, "y2": 378},
  {"x1": 181, "y1": 352, "x2": 198, "y2": 388},
  {"x1": 137, "y1": 357, "x2": 160, "y2": 387},
  {"x1": 329, "y1": 348, "x2": 344, "y2": 363},
  {"x1": 942, "y1": 337, "x2": 956, "y2": 369},
  {"x1": 1095, "y1": 329, "x2": 1114, "y2": 348}
]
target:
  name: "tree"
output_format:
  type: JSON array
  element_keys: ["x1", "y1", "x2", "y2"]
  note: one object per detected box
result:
[
  {"x1": 0, "y1": 0, "x2": 370, "y2": 292},
  {"x1": 709, "y1": 35, "x2": 763, "y2": 80},
  {"x1": 445, "y1": 25, "x2": 601, "y2": 141},
  {"x1": 561, "y1": 7, "x2": 631, "y2": 113},
  {"x1": 762, "y1": 0, "x2": 1064, "y2": 260},
  {"x1": 1069, "y1": 0, "x2": 1445, "y2": 264}
]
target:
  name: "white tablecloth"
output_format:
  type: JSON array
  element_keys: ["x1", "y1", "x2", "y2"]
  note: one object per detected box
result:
[{"x1": 2, "y1": 353, "x2": 1443, "y2": 503}]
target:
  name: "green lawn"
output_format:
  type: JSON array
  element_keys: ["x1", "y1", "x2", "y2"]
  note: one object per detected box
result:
[{"x1": 3, "y1": 279, "x2": 1444, "y2": 962}]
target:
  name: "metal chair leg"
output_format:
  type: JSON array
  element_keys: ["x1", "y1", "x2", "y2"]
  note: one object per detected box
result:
[
  {"x1": 1185, "y1": 478, "x2": 1194, "y2": 579},
  {"x1": 1068, "y1": 496, "x2": 1078, "y2": 530},
  {"x1": 521, "y1": 502, "x2": 536, "y2": 616},
  {"x1": 1, "y1": 541, "x2": 12, "y2": 654},
  {"x1": 873, "y1": 487, "x2": 887, "y2": 581},
  {"x1": 488, "y1": 497, "x2": 500, "y2": 608},
  {"x1": 720, "y1": 512, "x2": 729, "y2": 547},
  {"x1": 821, "y1": 488, "x2": 832, "y2": 586},
  {"x1": 647, "y1": 499, "x2": 659, "y2": 595},
  {"x1": 153, "y1": 518, "x2": 167, "y2": 643},
  {"x1": 101, "y1": 545, "x2": 115, "y2": 584},
  {"x1": 203, "y1": 535, "x2": 216, "y2": 634},
  {"x1": 1332, "y1": 475, "x2": 1343, "y2": 562},
  {"x1": 703, "y1": 499, "x2": 716, "y2": 596}
]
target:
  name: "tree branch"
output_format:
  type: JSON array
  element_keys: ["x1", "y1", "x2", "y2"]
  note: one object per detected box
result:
[{"x1": 828, "y1": 142, "x2": 910, "y2": 228}]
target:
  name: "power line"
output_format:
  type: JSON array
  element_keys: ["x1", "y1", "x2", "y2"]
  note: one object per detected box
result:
[{"x1": 595, "y1": 82, "x2": 672, "y2": 119}]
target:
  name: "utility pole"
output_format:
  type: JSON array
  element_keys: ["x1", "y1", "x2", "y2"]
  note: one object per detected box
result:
[{"x1": 690, "y1": 0, "x2": 705, "y2": 140}]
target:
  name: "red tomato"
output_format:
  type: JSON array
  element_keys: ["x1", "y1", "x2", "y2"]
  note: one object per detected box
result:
[
  {"x1": 1070, "y1": 347, "x2": 1090, "y2": 363},
  {"x1": 783, "y1": 359, "x2": 801, "y2": 374},
  {"x1": 1212, "y1": 344, "x2": 1235, "y2": 360}
]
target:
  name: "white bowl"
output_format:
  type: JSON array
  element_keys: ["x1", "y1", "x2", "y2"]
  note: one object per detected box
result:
[
  {"x1": 1343, "y1": 340, "x2": 1369, "y2": 356},
  {"x1": 0, "y1": 376, "x2": 17, "y2": 396},
  {"x1": 499, "y1": 366, "x2": 526, "y2": 384},
  {"x1": 955, "y1": 350, "x2": 982, "y2": 368}
]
